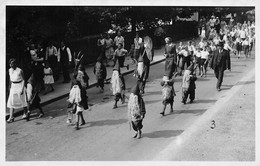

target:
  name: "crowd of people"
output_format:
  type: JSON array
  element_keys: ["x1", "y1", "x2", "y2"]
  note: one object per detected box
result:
[{"x1": 6, "y1": 16, "x2": 255, "y2": 139}]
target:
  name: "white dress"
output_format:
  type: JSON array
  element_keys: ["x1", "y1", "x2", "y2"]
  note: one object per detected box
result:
[
  {"x1": 7, "y1": 67, "x2": 28, "y2": 109},
  {"x1": 43, "y1": 67, "x2": 54, "y2": 84}
]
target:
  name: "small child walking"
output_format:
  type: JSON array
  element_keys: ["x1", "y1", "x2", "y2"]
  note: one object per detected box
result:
[
  {"x1": 94, "y1": 56, "x2": 107, "y2": 92},
  {"x1": 182, "y1": 63, "x2": 197, "y2": 104},
  {"x1": 111, "y1": 61, "x2": 126, "y2": 109},
  {"x1": 43, "y1": 62, "x2": 54, "y2": 95},
  {"x1": 67, "y1": 80, "x2": 88, "y2": 130},
  {"x1": 160, "y1": 75, "x2": 176, "y2": 116},
  {"x1": 128, "y1": 82, "x2": 146, "y2": 139}
]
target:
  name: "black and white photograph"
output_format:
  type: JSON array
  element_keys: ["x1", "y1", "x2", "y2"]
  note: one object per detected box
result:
[{"x1": 1, "y1": 0, "x2": 259, "y2": 165}]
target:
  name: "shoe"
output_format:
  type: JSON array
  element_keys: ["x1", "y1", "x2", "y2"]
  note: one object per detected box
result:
[
  {"x1": 121, "y1": 95, "x2": 125, "y2": 104},
  {"x1": 190, "y1": 100, "x2": 193, "y2": 103},
  {"x1": 26, "y1": 112, "x2": 31, "y2": 121},
  {"x1": 137, "y1": 130, "x2": 142, "y2": 139},
  {"x1": 132, "y1": 132, "x2": 138, "y2": 138},
  {"x1": 7, "y1": 117, "x2": 14, "y2": 123},
  {"x1": 160, "y1": 112, "x2": 165, "y2": 116},
  {"x1": 182, "y1": 100, "x2": 186, "y2": 104},
  {"x1": 22, "y1": 114, "x2": 27, "y2": 119},
  {"x1": 80, "y1": 121, "x2": 86, "y2": 126},
  {"x1": 38, "y1": 113, "x2": 44, "y2": 118},
  {"x1": 170, "y1": 109, "x2": 174, "y2": 113},
  {"x1": 126, "y1": 64, "x2": 129, "y2": 70},
  {"x1": 66, "y1": 119, "x2": 72, "y2": 124},
  {"x1": 113, "y1": 105, "x2": 117, "y2": 109},
  {"x1": 74, "y1": 123, "x2": 79, "y2": 130},
  {"x1": 51, "y1": 88, "x2": 54, "y2": 92},
  {"x1": 217, "y1": 88, "x2": 221, "y2": 91}
]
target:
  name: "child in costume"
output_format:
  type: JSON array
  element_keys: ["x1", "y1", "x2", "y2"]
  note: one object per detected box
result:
[
  {"x1": 67, "y1": 79, "x2": 88, "y2": 130},
  {"x1": 111, "y1": 60, "x2": 126, "y2": 109},
  {"x1": 160, "y1": 75, "x2": 176, "y2": 116},
  {"x1": 182, "y1": 63, "x2": 197, "y2": 104},
  {"x1": 128, "y1": 82, "x2": 146, "y2": 139},
  {"x1": 94, "y1": 56, "x2": 107, "y2": 92}
]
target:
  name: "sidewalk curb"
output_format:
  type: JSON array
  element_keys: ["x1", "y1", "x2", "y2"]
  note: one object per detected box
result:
[
  {"x1": 6, "y1": 57, "x2": 166, "y2": 120},
  {"x1": 153, "y1": 67, "x2": 255, "y2": 160}
]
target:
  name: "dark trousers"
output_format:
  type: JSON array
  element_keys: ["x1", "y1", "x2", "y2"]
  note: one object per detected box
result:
[
  {"x1": 144, "y1": 60, "x2": 150, "y2": 80},
  {"x1": 214, "y1": 67, "x2": 224, "y2": 89},
  {"x1": 131, "y1": 120, "x2": 143, "y2": 131},
  {"x1": 97, "y1": 78, "x2": 104, "y2": 89},
  {"x1": 182, "y1": 89, "x2": 195, "y2": 102},
  {"x1": 61, "y1": 61, "x2": 70, "y2": 82},
  {"x1": 182, "y1": 56, "x2": 191, "y2": 70}
]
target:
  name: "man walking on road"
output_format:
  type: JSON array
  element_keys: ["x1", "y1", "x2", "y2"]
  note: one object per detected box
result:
[
  {"x1": 210, "y1": 41, "x2": 231, "y2": 91},
  {"x1": 58, "y1": 42, "x2": 72, "y2": 83}
]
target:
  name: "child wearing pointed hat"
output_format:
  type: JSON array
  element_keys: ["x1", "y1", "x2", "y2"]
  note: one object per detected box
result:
[
  {"x1": 128, "y1": 81, "x2": 146, "y2": 139},
  {"x1": 111, "y1": 60, "x2": 126, "y2": 109},
  {"x1": 160, "y1": 74, "x2": 177, "y2": 116},
  {"x1": 182, "y1": 63, "x2": 197, "y2": 104}
]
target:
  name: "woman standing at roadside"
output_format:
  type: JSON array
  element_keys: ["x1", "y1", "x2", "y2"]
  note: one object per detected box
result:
[
  {"x1": 164, "y1": 37, "x2": 177, "y2": 78},
  {"x1": 104, "y1": 34, "x2": 114, "y2": 66},
  {"x1": 7, "y1": 59, "x2": 29, "y2": 123}
]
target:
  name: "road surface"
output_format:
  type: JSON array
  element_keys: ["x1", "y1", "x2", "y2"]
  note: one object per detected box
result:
[{"x1": 6, "y1": 53, "x2": 255, "y2": 161}]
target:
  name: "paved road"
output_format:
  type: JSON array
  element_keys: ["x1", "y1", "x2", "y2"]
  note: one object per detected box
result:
[{"x1": 6, "y1": 52, "x2": 255, "y2": 161}]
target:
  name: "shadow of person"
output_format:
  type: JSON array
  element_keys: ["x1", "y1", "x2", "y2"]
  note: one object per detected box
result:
[{"x1": 142, "y1": 130, "x2": 184, "y2": 138}]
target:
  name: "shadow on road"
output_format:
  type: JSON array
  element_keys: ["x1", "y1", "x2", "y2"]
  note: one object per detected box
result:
[
  {"x1": 142, "y1": 130, "x2": 184, "y2": 138},
  {"x1": 87, "y1": 118, "x2": 128, "y2": 127},
  {"x1": 236, "y1": 80, "x2": 255, "y2": 86},
  {"x1": 194, "y1": 99, "x2": 217, "y2": 104},
  {"x1": 172, "y1": 109, "x2": 207, "y2": 116}
]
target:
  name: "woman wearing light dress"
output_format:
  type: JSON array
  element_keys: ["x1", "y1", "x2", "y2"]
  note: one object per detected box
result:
[{"x1": 7, "y1": 58, "x2": 29, "y2": 123}]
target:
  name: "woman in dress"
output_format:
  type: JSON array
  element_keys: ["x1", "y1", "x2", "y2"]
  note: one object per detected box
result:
[
  {"x1": 104, "y1": 34, "x2": 114, "y2": 66},
  {"x1": 164, "y1": 37, "x2": 177, "y2": 79},
  {"x1": 7, "y1": 58, "x2": 29, "y2": 123}
]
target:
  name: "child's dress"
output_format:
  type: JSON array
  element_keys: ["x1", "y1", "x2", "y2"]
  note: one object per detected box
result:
[{"x1": 43, "y1": 67, "x2": 54, "y2": 84}]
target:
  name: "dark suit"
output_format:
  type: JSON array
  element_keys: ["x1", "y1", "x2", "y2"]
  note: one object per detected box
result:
[{"x1": 210, "y1": 48, "x2": 231, "y2": 89}]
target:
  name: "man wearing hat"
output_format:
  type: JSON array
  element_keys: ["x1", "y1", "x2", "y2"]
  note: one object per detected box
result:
[
  {"x1": 111, "y1": 60, "x2": 125, "y2": 109},
  {"x1": 182, "y1": 63, "x2": 197, "y2": 104},
  {"x1": 128, "y1": 82, "x2": 146, "y2": 139},
  {"x1": 210, "y1": 41, "x2": 231, "y2": 91}
]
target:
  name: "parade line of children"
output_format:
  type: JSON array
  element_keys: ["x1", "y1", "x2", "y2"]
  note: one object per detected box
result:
[{"x1": 7, "y1": 19, "x2": 255, "y2": 139}]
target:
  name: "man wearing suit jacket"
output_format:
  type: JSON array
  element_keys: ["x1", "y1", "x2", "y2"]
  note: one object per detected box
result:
[{"x1": 210, "y1": 41, "x2": 231, "y2": 91}]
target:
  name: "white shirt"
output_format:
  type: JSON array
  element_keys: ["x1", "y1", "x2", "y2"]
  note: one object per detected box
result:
[
  {"x1": 224, "y1": 43, "x2": 233, "y2": 51},
  {"x1": 240, "y1": 30, "x2": 246, "y2": 38},
  {"x1": 114, "y1": 36, "x2": 125, "y2": 48},
  {"x1": 242, "y1": 40, "x2": 249, "y2": 46},
  {"x1": 179, "y1": 49, "x2": 189, "y2": 57},
  {"x1": 199, "y1": 42, "x2": 204, "y2": 49},
  {"x1": 134, "y1": 37, "x2": 142, "y2": 49},
  {"x1": 201, "y1": 50, "x2": 209, "y2": 59},
  {"x1": 58, "y1": 46, "x2": 72, "y2": 62},
  {"x1": 195, "y1": 51, "x2": 202, "y2": 58}
]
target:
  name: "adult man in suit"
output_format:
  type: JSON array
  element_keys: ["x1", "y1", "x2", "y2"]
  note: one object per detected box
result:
[{"x1": 210, "y1": 41, "x2": 231, "y2": 91}]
